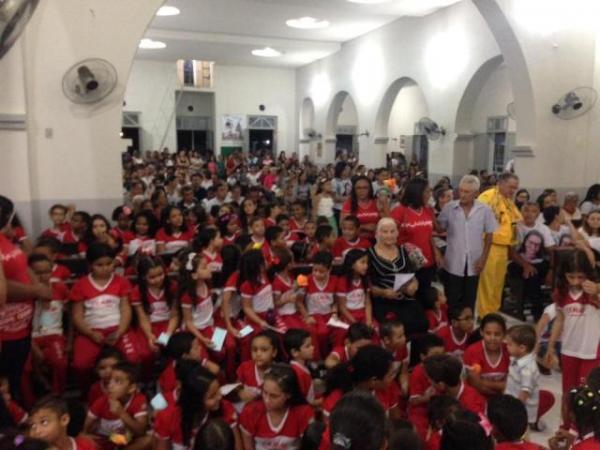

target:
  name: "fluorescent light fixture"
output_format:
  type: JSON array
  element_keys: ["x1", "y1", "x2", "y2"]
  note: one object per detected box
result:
[
  {"x1": 286, "y1": 16, "x2": 329, "y2": 29},
  {"x1": 347, "y1": 0, "x2": 390, "y2": 4},
  {"x1": 139, "y1": 38, "x2": 166, "y2": 49},
  {"x1": 251, "y1": 47, "x2": 282, "y2": 58},
  {"x1": 156, "y1": 5, "x2": 180, "y2": 16}
]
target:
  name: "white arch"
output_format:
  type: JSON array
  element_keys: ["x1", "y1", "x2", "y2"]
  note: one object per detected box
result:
[
  {"x1": 374, "y1": 77, "x2": 428, "y2": 138},
  {"x1": 299, "y1": 97, "x2": 315, "y2": 139},
  {"x1": 325, "y1": 91, "x2": 359, "y2": 137}
]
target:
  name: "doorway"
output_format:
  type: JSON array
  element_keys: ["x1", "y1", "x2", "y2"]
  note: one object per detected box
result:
[
  {"x1": 335, "y1": 134, "x2": 354, "y2": 158},
  {"x1": 121, "y1": 127, "x2": 140, "y2": 152},
  {"x1": 249, "y1": 129, "x2": 274, "y2": 155}
]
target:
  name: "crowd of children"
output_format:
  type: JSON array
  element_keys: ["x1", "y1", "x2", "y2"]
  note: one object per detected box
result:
[{"x1": 0, "y1": 149, "x2": 599, "y2": 450}]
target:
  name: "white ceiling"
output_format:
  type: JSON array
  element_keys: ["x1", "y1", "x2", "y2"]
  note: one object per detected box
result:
[{"x1": 137, "y1": 0, "x2": 463, "y2": 68}]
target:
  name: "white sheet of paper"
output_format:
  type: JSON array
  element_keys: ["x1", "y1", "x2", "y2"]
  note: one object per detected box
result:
[
  {"x1": 394, "y1": 273, "x2": 415, "y2": 292},
  {"x1": 327, "y1": 316, "x2": 350, "y2": 330},
  {"x1": 150, "y1": 393, "x2": 168, "y2": 411},
  {"x1": 239, "y1": 325, "x2": 254, "y2": 338},
  {"x1": 211, "y1": 327, "x2": 228, "y2": 352},
  {"x1": 220, "y1": 382, "x2": 242, "y2": 396},
  {"x1": 157, "y1": 333, "x2": 171, "y2": 346}
]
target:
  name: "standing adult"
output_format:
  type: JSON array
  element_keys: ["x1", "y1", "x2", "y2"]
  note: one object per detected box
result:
[
  {"x1": 341, "y1": 176, "x2": 387, "y2": 240},
  {"x1": 390, "y1": 177, "x2": 441, "y2": 300},
  {"x1": 0, "y1": 196, "x2": 52, "y2": 397},
  {"x1": 332, "y1": 162, "x2": 352, "y2": 230},
  {"x1": 437, "y1": 175, "x2": 497, "y2": 311},
  {"x1": 476, "y1": 173, "x2": 522, "y2": 318},
  {"x1": 367, "y1": 218, "x2": 429, "y2": 337}
]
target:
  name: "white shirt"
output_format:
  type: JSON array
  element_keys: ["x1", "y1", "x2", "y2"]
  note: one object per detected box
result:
[{"x1": 505, "y1": 352, "x2": 539, "y2": 423}]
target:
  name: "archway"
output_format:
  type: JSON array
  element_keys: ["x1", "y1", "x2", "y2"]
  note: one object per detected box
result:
[
  {"x1": 374, "y1": 78, "x2": 429, "y2": 173},
  {"x1": 472, "y1": 0, "x2": 536, "y2": 153},
  {"x1": 325, "y1": 91, "x2": 359, "y2": 162},
  {"x1": 298, "y1": 97, "x2": 315, "y2": 159},
  {"x1": 453, "y1": 55, "x2": 516, "y2": 175}
]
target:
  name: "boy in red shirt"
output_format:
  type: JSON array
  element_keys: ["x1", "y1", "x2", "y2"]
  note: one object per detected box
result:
[
  {"x1": 423, "y1": 354, "x2": 486, "y2": 416},
  {"x1": 41, "y1": 204, "x2": 74, "y2": 243},
  {"x1": 437, "y1": 304, "x2": 474, "y2": 361},
  {"x1": 283, "y1": 329, "x2": 317, "y2": 404},
  {"x1": 29, "y1": 395, "x2": 97, "y2": 450},
  {"x1": 84, "y1": 362, "x2": 149, "y2": 450},
  {"x1": 332, "y1": 215, "x2": 370, "y2": 263},
  {"x1": 408, "y1": 333, "x2": 446, "y2": 439},
  {"x1": 324, "y1": 322, "x2": 374, "y2": 369},
  {"x1": 33, "y1": 237, "x2": 72, "y2": 282},
  {"x1": 488, "y1": 395, "x2": 545, "y2": 450}
]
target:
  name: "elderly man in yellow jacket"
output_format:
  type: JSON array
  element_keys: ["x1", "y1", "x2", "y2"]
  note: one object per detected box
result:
[{"x1": 476, "y1": 173, "x2": 522, "y2": 317}]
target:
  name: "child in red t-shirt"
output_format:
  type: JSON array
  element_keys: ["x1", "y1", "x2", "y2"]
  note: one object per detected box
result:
[
  {"x1": 196, "y1": 228, "x2": 224, "y2": 273},
  {"x1": 463, "y1": 313, "x2": 509, "y2": 398},
  {"x1": 331, "y1": 215, "x2": 370, "y2": 264},
  {"x1": 424, "y1": 354, "x2": 486, "y2": 416},
  {"x1": 88, "y1": 347, "x2": 124, "y2": 406},
  {"x1": 70, "y1": 243, "x2": 147, "y2": 386},
  {"x1": 84, "y1": 362, "x2": 149, "y2": 450},
  {"x1": 237, "y1": 331, "x2": 280, "y2": 404},
  {"x1": 336, "y1": 249, "x2": 373, "y2": 329},
  {"x1": 271, "y1": 248, "x2": 308, "y2": 332},
  {"x1": 41, "y1": 204, "x2": 74, "y2": 243},
  {"x1": 154, "y1": 361, "x2": 241, "y2": 450},
  {"x1": 240, "y1": 363, "x2": 313, "y2": 450},
  {"x1": 32, "y1": 237, "x2": 72, "y2": 282},
  {"x1": 283, "y1": 329, "x2": 316, "y2": 405},
  {"x1": 297, "y1": 251, "x2": 338, "y2": 360},
  {"x1": 325, "y1": 323, "x2": 374, "y2": 369},
  {"x1": 29, "y1": 395, "x2": 97, "y2": 450},
  {"x1": 423, "y1": 287, "x2": 448, "y2": 333},
  {"x1": 156, "y1": 206, "x2": 194, "y2": 255},
  {"x1": 425, "y1": 395, "x2": 462, "y2": 450},
  {"x1": 437, "y1": 304, "x2": 474, "y2": 361}
]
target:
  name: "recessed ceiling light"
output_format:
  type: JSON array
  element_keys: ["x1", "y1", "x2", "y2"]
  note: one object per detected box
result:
[
  {"x1": 251, "y1": 47, "x2": 282, "y2": 58},
  {"x1": 347, "y1": 0, "x2": 390, "y2": 3},
  {"x1": 156, "y1": 5, "x2": 180, "y2": 16},
  {"x1": 286, "y1": 16, "x2": 330, "y2": 29},
  {"x1": 139, "y1": 38, "x2": 166, "y2": 49}
]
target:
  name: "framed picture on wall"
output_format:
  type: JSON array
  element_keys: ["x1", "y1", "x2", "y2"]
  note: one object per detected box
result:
[{"x1": 222, "y1": 114, "x2": 245, "y2": 140}]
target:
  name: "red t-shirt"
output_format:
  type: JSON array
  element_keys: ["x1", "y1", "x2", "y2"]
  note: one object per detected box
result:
[
  {"x1": 291, "y1": 361, "x2": 315, "y2": 403},
  {"x1": 155, "y1": 228, "x2": 194, "y2": 253},
  {"x1": 70, "y1": 274, "x2": 131, "y2": 330},
  {"x1": 463, "y1": 341, "x2": 510, "y2": 382},
  {"x1": 328, "y1": 345, "x2": 350, "y2": 364},
  {"x1": 240, "y1": 278, "x2": 274, "y2": 314},
  {"x1": 426, "y1": 304, "x2": 448, "y2": 333},
  {"x1": 87, "y1": 380, "x2": 108, "y2": 406},
  {"x1": 41, "y1": 223, "x2": 73, "y2": 243},
  {"x1": 336, "y1": 277, "x2": 367, "y2": 311},
  {"x1": 572, "y1": 434, "x2": 600, "y2": 450},
  {"x1": 51, "y1": 263, "x2": 72, "y2": 283},
  {"x1": 72, "y1": 436, "x2": 98, "y2": 450},
  {"x1": 0, "y1": 234, "x2": 33, "y2": 341},
  {"x1": 331, "y1": 236, "x2": 371, "y2": 259},
  {"x1": 7, "y1": 400, "x2": 27, "y2": 424},
  {"x1": 272, "y1": 273, "x2": 297, "y2": 316},
  {"x1": 202, "y1": 249, "x2": 223, "y2": 272},
  {"x1": 302, "y1": 275, "x2": 337, "y2": 316},
  {"x1": 130, "y1": 284, "x2": 175, "y2": 324},
  {"x1": 455, "y1": 382, "x2": 486, "y2": 415},
  {"x1": 88, "y1": 392, "x2": 147, "y2": 437},
  {"x1": 408, "y1": 363, "x2": 432, "y2": 438},
  {"x1": 341, "y1": 199, "x2": 380, "y2": 239},
  {"x1": 437, "y1": 326, "x2": 470, "y2": 360},
  {"x1": 323, "y1": 387, "x2": 397, "y2": 417},
  {"x1": 390, "y1": 205, "x2": 435, "y2": 267},
  {"x1": 237, "y1": 360, "x2": 264, "y2": 397},
  {"x1": 239, "y1": 400, "x2": 313, "y2": 449}
]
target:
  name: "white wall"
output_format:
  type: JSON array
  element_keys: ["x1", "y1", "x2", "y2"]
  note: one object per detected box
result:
[
  {"x1": 214, "y1": 65, "x2": 296, "y2": 154},
  {"x1": 387, "y1": 84, "x2": 429, "y2": 138},
  {"x1": 470, "y1": 63, "x2": 515, "y2": 133},
  {"x1": 177, "y1": 92, "x2": 214, "y2": 118},
  {"x1": 125, "y1": 61, "x2": 296, "y2": 155},
  {"x1": 337, "y1": 96, "x2": 359, "y2": 127}
]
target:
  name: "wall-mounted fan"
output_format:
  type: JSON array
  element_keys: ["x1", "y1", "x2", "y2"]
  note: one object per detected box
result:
[
  {"x1": 417, "y1": 117, "x2": 445, "y2": 141},
  {"x1": 0, "y1": 0, "x2": 40, "y2": 60},
  {"x1": 551, "y1": 87, "x2": 597, "y2": 120},
  {"x1": 506, "y1": 102, "x2": 517, "y2": 121},
  {"x1": 62, "y1": 58, "x2": 118, "y2": 105},
  {"x1": 304, "y1": 128, "x2": 321, "y2": 140}
]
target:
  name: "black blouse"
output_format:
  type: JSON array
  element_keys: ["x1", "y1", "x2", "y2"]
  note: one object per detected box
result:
[{"x1": 367, "y1": 245, "x2": 417, "y2": 291}]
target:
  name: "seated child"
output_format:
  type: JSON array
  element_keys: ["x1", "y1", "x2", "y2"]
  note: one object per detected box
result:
[
  {"x1": 29, "y1": 395, "x2": 96, "y2": 450},
  {"x1": 425, "y1": 395, "x2": 462, "y2": 450},
  {"x1": 437, "y1": 304, "x2": 474, "y2": 360},
  {"x1": 307, "y1": 225, "x2": 335, "y2": 261},
  {"x1": 284, "y1": 329, "x2": 316, "y2": 404},
  {"x1": 380, "y1": 320, "x2": 409, "y2": 400},
  {"x1": 84, "y1": 362, "x2": 149, "y2": 450},
  {"x1": 505, "y1": 325, "x2": 555, "y2": 432},
  {"x1": 88, "y1": 347, "x2": 124, "y2": 406},
  {"x1": 408, "y1": 333, "x2": 446, "y2": 440},
  {"x1": 423, "y1": 287, "x2": 448, "y2": 333},
  {"x1": 325, "y1": 323, "x2": 374, "y2": 369},
  {"x1": 463, "y1": 313, "x2": 510, "y2": 397},
  {"x1": 33, "y1": 237, "x2": 72, "y2": 282},
  {"x1": 424, "y1": 354, "x2": 486, "y2": 416},
  {"x1": 336, "y1": 249, "x2": 373, "y2": 328},
  {"x1": 488, "y1": 394, "x2": 545, "y2": 450},
  {"x1": 237, "y1": 331, "x2": 279, "y2": 403}
]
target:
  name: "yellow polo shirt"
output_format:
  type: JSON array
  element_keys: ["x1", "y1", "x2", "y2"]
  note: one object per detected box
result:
[{"x1": 478, "y1": 187, "x2": 522, "y2": 246}]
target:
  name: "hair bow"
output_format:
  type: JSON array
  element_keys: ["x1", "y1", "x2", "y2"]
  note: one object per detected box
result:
[
  {"x1": 332, "y1": 432, "x2": 351, "y2": 449},
  {"x1": 185, "y1": 252, "x2": 197, "y2": 271}
]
